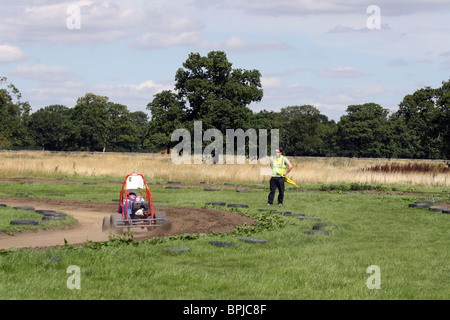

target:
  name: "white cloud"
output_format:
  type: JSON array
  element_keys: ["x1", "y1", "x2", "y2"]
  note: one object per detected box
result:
[
  {"x1": 223, "y1": 36, "x2": 290, "y2": 53},
  {"x1": 0, "y1": 1, "x2": 203, "y2": 45},
  {"x1": 131, "y1": 32, "x2": 290, "y2": 53},
  {"x1": 23, "y1": 77, "x2": 172, "y2": 113},
  {"x1": 0, "y1": 44, "x2": 27, "y2": 63},
  {"x1": 86, "y1": 80, "x2": 173, "y2": 111},
  {"x1": 12, "y1": 63, "x2": 80, "y2": 83},
  {"x1": 131, "y1": 31, "x2": 208, "y2": 50},
  {"x1": 24, "y1": 80, "x2": 86, "y2": 108},
  {"x1": 260, "y1": 75, "x2": 318, "y2": 102},
  {"x1": 319, "y1": 66, "x2": 372, "y2": 78}
]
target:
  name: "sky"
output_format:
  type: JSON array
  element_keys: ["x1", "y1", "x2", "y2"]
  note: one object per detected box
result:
[{"x1": 0, "y1": 0, "x2": 449, "y2": 122}]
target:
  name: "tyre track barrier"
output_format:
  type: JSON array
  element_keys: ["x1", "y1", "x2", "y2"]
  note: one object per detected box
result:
[
  {"x1": 227, "y1": 204, "x2": 249, "y2": 208},
  {"x1": 3, "y1": 205, "x2": 68, "y2": 226},
  {"x1": 408, "y1": 198, "x2": 449, "y2": 214},
  {"x1": 239, "y1": 237, "x2": 268, "y2": 244},
  {"x1": 209, "y1": 241, "x2": 236, "y2": 247}
]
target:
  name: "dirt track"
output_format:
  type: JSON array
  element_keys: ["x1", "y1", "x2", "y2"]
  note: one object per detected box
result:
[{"x1": 0, "y1": 197, "x2": 257, "y2": 250}]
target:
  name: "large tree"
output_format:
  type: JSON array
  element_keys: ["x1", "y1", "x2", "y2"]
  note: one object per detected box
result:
[
  {"x1": 173, "y1": 51, "x2": 263, "y2": 132},
  {"x1": 146, "y1": 90, "x2": 186, "y2": 153},
  {"x1": 0, "y1": 77, "x2": 31, "y2": 148},
  {"x1": 435, "y1": 79, "x2": 450, "y2": 159},
  {"x1": 28, "y1": 105, "x2": 73, "y2": 151},
  {"x1": 394, "y1": 80, "x2": 449, "y2": 159},
  {"x1": 336, "y1": 103, "x2": 390, "y2": 157},
  {"x1": 71, "y1": 93, "x2": 136, "y2": 152},
  {"x1": 279, "y1": 105, "x2": 331, "y2": 156},
  {"x1": 71, "y1": 93, "x2": 110, "y2": 151},
  {"x1": 127, "y1": 111, "x2": 149, "y2": 152}
]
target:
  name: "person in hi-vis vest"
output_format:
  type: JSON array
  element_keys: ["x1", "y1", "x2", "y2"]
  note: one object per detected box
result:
[{"x1": 267, "y1": 147, "x2": 293, "y2": 205}]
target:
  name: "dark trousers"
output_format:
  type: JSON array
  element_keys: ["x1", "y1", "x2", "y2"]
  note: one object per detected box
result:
[{"x1": 268, "y1": 177, "x2": 285, "y2": 205}]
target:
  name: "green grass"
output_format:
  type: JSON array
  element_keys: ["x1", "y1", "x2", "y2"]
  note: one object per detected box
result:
[
  {"x1": 0, "y1": 178, "x2": 449, "y2": 300},
  {"x1": 0, "y1": 205, "x2": 76, "y2": 234}
]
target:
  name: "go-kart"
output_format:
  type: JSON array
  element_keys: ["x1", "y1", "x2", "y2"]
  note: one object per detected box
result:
[{"x1": 102, "y1": 173, "x2": 167, "y2": 234}]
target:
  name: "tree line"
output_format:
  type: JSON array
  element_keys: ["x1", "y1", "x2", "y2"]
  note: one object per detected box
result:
[{"x1": 1, "y1": 51, "x2": 449, "y2": 159}]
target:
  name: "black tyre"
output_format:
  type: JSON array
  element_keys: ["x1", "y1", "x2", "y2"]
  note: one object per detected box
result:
[
  {"x1": 209, "y1": 241, "x2": 236, "y2": 247},
  {"x1": 414, "y1": 202, "x2": 430, "y2": 208},
  {"x1": 42, "y1": 214, "x2": 66, "y2": 221},
  {"x1": 227, "y1": 204, "x2": 249, "y2": 208},
  {"x1": 42, "y1": 212, "x2": 67, "y2": 217},
  {"x1": 13, "y1": 206, "x2": 35, "y2": 210},
  {"x1": 239, "y1": 237, "x2": 268, "y2": 244},
  {"x1": 102, "y1": 216, "x2": 111, "y2": 232},
  {"x1": 35, "y1": 210, "x2": 57, "y2": 215},
  {"x1": 313, "y1": 222, "x2": 338, "y2": 230},
  {"x1": 148, "y1": 211, "x2": 167, "y2": 230},
  {"x1": 304, "y1": 230, "x2": 330, "y2": 235},
  {"x1": 10, "y1": 220, "x2": 40, "y2": 225},
  {"x1": 110, "y1": 213, "x2": 124, "y2": 235},
  {"x1": 206, "y1": 202, "x2": 226, "y2": 206},
  {"x1": 154, "y1": 211, "x2": 167, "y2": 223}
]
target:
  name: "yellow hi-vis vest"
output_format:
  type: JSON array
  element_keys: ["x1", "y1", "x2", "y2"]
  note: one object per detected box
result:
[{"x1": 271, "y1": 156, "x2": 287, "y2": 177}]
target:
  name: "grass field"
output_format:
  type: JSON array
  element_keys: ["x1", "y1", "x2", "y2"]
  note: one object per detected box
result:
[{"x1": 0, "y1": 151, "x2": 449, "y2": 301}]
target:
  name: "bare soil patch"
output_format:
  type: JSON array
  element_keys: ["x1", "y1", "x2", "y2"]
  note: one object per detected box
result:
[{"x1": 0, "y1": 197, "x2": 256, "y2": 250}]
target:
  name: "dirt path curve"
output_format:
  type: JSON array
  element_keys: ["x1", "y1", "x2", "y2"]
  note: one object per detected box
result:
[{"x1": 0, "y1": 197, "x2": 256, "y2": 250}]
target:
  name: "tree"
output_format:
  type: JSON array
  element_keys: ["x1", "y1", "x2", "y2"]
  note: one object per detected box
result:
[
  {"x1": 336, "y1": 103, "x2": 390, "y2": 157},
  {"x1": 127, "y1": 111, "x2": 149, "y2": 152},
  {"x1": 395, "y1": 82, "x2": 446, "y2": 159},
  {"x1": 385, "y1": 115, "x2": 421, "y2": 159},
  {"x1": 104, "y1": 102, "x2": 135, "y2": 152},
  {"x1": 28, "y1": 105, "x2": 73, "y2": 150},
  {"x1": 71, "y1": 93, "x2": 110, "y2": 151},
  {"x1": 147, "y1": 90, "x2": 186, "y2": 153},
  {"x1": 434, "y1": 79, "x2": 450, "y2": 159},
  {"x1": 0, "y1": 77, "x2": 31, "y2": 148},
  {"x1": 173, "y1": 51, "x2": 263, "y2": 132},
  {"x1": 278, "y1": 105, "x2": 330, "y2": 156}
]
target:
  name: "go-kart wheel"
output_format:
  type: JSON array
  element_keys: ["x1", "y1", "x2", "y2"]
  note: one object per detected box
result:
[
  {"x1": 110, "y1": 213, "x2": 124, "y2": 235},
  {"x1": 155, "y1": 211, "x2": 166, "y2": 220},
  {"x1": 147, "y1": 211, "x2": 167, "y2": 231},
  {"x1": 102, "y1": 216, "x2": 111, "y2": 232}
]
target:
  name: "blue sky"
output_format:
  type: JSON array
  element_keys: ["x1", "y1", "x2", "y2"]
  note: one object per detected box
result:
[{"x1": 1, "y1": 0, "x2": 449, "y2": 121}]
